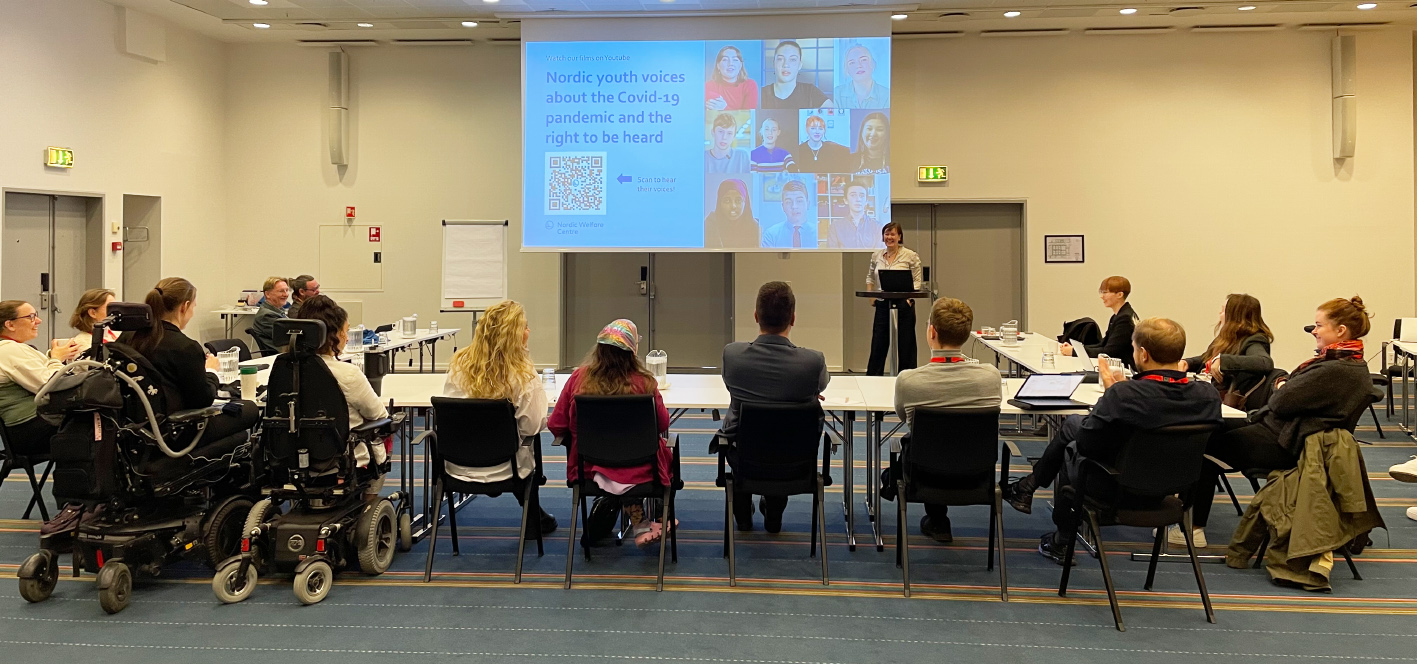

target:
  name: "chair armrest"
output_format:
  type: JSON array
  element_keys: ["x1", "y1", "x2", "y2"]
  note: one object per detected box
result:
[
  {"x1": 819, "y1": 432, "x2": 834, "y2": 487},
  {"x1": 709, "y1": 432, "x2": 729, "y2": 454},
  {"x1": 1079, "y1": 456, "x2": 1120, "y2": 477},
  {"x1": 1003, "y1": 440, "x2": 1025, "y2": 460},
  {"x1": 409, "y1": 429, "x2": 435, "y2": 449},
  {"x1": 169, "y1": 406, "x2": 224, "y2": 423},
  {"x1": 552, "y1": 436, "x2": 565, "y2": 447},
  {"x1": 1000, "y1": 439, "x2": 1025, "y2": 484},
  {"x1": 351, "y1": 417, "x2": 394, "y2": 437}
]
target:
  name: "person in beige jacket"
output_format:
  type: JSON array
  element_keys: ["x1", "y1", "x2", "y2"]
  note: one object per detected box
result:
[{"x1": 0, "y1": 300, "x2": 79, "y2": 456}]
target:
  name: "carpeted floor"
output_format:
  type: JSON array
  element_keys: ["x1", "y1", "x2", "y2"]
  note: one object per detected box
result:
[{"x1": 1, "y1": 397, "x2": 1414, "y2": 663}]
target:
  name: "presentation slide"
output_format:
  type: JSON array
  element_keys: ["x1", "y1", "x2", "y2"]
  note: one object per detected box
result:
[{"x1": 523, "y1": 37, "x2": 891, "y2": 251}]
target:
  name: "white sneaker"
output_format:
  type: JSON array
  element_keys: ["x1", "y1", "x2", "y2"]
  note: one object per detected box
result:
[
  {"x1": 1407, "y1": 506, "x2": 1417, "y2": 522},
  {"x1": 1390, "y1": 456, "x2": 1417, "y2": 483},
  {"x1": 1165, "y1": 525, "x2": 1208, "y2": 548}
]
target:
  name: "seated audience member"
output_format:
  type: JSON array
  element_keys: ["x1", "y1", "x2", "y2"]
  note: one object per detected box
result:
[
  {"x1": 720, "y1": 281, "x2": 829, "y2": 533},
  {"x1": 1060, "y1": 275, "x2": 1138, "y2": 368},
  {"x1": 0, "y1": 300, "x2": 79, "y2": 457},
  {"x1": 790, "y1": 114, "x2": 849, "y2": 173},
  {"x1": 442, "y1": 299, "x2": 557, "y2": 535},
  {"x1": 250, "y1": 276, "x2": 291, "y2": 355},
  {"x1": 1185, "y1": 294, "x2": 1274, "y2": 405},
  {"x1": 548, "y1": 319, "x2": 674, "y2": 546},
  {"x1": 704, "y1": 179, "x2": 760, "y2": 249},
  {"x1": 880, "y1": 297, "x2": 1002, "y2": 542},
  {"x1": 67, "y1": 288, "x2": 117, "y2": 354},
  {"x1": 760, "y1": 180, "x2": 817, "y2": 249},
  {"x1": 1188, "y1": 296, "x2": 1374, "y2": 547},
  {"x1": 287, "y1": 274, "x2": 319, "y2": 318},
  {"x1": 296, "y1": 295, "x2": 390, "y2": 501},
  {"x1": 1001, "y1": 318, "x2": 1223, "y2": 564},
  {"x1": 760, "y1": 40, "x2": 831, "y2": 109},
  {"x1": 121, "y1": 278, "x2": 258, "y2": 443}
]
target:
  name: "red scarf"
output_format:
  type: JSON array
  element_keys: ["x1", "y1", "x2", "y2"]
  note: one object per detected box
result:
[{"x1": 1295, "y1": 339, "x2": 1364, "y2": 373}]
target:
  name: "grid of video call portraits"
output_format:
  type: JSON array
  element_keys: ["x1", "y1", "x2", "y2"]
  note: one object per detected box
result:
[{"x1": 701, "y1": 37, "x2": 891, "y2": 250}]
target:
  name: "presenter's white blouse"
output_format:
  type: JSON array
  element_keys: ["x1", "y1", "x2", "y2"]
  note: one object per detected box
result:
[{"x1": 866, "y1": 246, "x2": 923, "y2": 292}]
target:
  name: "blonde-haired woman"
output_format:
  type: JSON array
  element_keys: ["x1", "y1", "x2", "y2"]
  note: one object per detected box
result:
[
  {"x1": 442, "y1": 300, "x2": 556, "y2": 534},
  {"x1": 67, "y1": 288, "x2": 117, "y2": 355}
]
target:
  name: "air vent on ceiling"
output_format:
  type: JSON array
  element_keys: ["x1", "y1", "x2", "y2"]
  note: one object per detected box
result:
[
  {"x1": 1169, "y1": 6, "x2": 1204, "y2": 14},
  {"x1": 296, "y1": 39, "x2": 378, "y2": 47},
  {"x1": 937, "y1": 12, "x2": 971, "y2": 20},
  {"x1": 485, "y1": 37, "x2": 523, "y2": 45},
  {"x1": 296, "y1": 22, "x2": 328, "y2": 29},
  {"x1": 979, "y1": 28, "x2": 1070, "y2": 37},
  {"x1": 392, "y1": 38, "x2": 477, "y2": 46},
  {"x1": 1190, "y1": 24, "x2": 1284, "y2": 31},
  {"x1": 1039, "y1": 8, "x2": 1099, "y2": 17},
  {"x1": 1296, "y1": 21, "x2": 1391, "y2": 29},
  {"x1": 892, "y1": 31, "x2": 967, "y2": 39},
  {"x1": 1083, "y1": 26, "x2": 1177, "y2": 34}
]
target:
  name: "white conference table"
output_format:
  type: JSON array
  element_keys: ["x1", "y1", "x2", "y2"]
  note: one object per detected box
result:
[
  {"x1": 972, "y1": 331, "x2": 1095, "y2": 376},
  {"x1": 213, "y1": 306, "x2": 260, "y2": 339},
  {"x1": 1385, "y1": 339, "x2": 1416, "y2": 436},
  {"x1": 236, "y1": 328, "x2": 460, "y2": 375}
]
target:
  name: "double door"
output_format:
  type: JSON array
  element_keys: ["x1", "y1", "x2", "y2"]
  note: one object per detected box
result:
[
  {"x1": 2, "y1": 192, "x2": 102, "y2": 345},
  {"x1": 561, "y1": 253, "x2": 734, "y2": 371}
]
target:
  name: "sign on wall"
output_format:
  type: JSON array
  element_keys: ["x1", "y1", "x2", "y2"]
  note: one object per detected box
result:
[
  {"x1": 917, "y1": 165, "x2": 947, "y2": 182},
  {"x1": 1044, "y1": 235, "x2": 1085, "y2": 263},
  {"x1": 45, "y1": 147, "x2": 74, "y2": 169}
]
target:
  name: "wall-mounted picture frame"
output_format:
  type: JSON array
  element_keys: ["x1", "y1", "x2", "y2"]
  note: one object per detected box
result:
[{"x1": 1044, "y1": 234, "x2": 1084, "y2": 263}]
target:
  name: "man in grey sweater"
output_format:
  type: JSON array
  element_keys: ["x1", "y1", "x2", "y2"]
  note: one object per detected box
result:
[{"x1": 884, "y1": 297, "x2": 1002, "y2": 542}]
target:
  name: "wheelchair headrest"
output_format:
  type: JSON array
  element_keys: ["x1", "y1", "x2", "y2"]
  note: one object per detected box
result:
[
  {"x1": 273, "y1": 318, "x2": 328, "y2": 352},
  {"x1": 104, "y1": 303, "x2": 153, "y2": 332}
]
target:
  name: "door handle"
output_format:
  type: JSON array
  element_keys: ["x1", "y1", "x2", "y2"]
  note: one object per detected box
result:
[{"x1": 39, "y1": 293, "x2": 50, "y2": 311}]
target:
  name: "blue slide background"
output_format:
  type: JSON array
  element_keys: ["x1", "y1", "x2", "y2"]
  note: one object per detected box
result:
[{"x1": 525, "y1": 41, "x2": 706, "y2": 248}]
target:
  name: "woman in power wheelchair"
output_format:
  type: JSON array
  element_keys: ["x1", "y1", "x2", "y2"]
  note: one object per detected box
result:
[
  {"x1": 17, "y1": 300, "x2": 260, "y2": 614},
  {"x1": 212, "y1": 311, "x2": 409, "y2": 605}
]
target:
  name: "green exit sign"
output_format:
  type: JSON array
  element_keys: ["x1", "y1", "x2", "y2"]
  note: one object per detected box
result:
[
  {"x1": 45, "y1": 147, "x2": 74, "y2": 169},
  {"x1": 917, "y1": 165, "x2": 947, "y2": 182}
]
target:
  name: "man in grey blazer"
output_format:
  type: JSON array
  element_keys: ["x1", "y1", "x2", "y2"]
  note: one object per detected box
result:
[{"x1": 720, "y1": 281, "x2": 830, "y2": 532}]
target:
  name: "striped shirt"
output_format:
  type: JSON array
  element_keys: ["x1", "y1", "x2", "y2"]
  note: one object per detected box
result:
[{"x1": 750, "y1": 145, "x2": 795, "y2": 173}]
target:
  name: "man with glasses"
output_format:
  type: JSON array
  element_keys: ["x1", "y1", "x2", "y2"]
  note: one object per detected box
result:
[{"x1": 288, "y1": 275, "x2": 320, "y2": 318}]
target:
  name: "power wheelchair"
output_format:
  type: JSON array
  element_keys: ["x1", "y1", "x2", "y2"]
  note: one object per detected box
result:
[
  {"x1": 212, "y1": 318, "x2": 409, "y2": 606},
  {"x1": 16, "y1": 303, "x2": 259, "y2": 614}
]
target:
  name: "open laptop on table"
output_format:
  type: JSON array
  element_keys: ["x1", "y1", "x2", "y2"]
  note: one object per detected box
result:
[
  {"x1": 877, "y1": 269, "x2": 914, "y2": 293},
  {"x1": 1008, "y1": 373, "x2": 1090, "y2": 411},
  {"x1": 1067, "y1": 339, "x2": 1098, "y2": 369}
]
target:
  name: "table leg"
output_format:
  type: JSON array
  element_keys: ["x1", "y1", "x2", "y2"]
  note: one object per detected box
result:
[
  {"x1": 872, "y1": 417, "x2": 885, "y2": 551},
  {"x1": 1404, "y1": 351, "x2": 1412, "y2": 434},
  {"x1": 888, "y1": 304, "x2": 900, "y2": 376},
  {"x1": 842, "y1": 410, "x2": 856, "y2": 551}
]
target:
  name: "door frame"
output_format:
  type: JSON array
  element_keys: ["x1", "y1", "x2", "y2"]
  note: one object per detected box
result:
[
  {"x1": 886, "y1": 197, "x2": 1030, "y2": 329},
  {"x1": 2, "y1": 187, "x2": 109, "y2": 344}
]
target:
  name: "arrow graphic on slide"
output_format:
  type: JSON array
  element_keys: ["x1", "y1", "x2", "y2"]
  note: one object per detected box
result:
[{"x1": 617, "y1": 174, "x2": 632, "y2": 184}]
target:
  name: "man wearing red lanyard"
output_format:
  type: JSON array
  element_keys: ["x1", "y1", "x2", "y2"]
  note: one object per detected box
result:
[
  {"x1": 1001, "y1": 317, "x2": 1223, "y2": 565},
  {"x1": 880, "y1": 297, "x2": 1001, "y2": 543}
]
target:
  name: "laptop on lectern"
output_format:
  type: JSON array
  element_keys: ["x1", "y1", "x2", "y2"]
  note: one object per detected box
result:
[
  {"x1": 878, "y1": 269, "x2": 914, "y2": 292},
  {"x1": 1007, "y1": 373, "x2": 1090, "y2": 411}
]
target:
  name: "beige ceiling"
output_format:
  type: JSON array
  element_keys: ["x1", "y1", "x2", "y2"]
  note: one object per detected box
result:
[{"x1": 106, "y1": 0, "x2": 1417, "y2": 42}]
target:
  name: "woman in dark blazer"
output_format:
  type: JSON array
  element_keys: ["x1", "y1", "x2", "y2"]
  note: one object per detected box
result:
[
  {"x1": 121, "y1": 277, "x2": 257, "y2": 442},
  {"x1": 1185, "y1": 296, "x2": 1375, "y2": 547},
  {"x1": 1060, "y1": 275, "x2": 1138, "y2": 368},
  {"x1": 1184, "y1": 293, "x2": 1275, "y2": 403}
]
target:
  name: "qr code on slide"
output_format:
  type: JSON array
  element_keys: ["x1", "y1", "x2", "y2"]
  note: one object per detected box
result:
[{"x1": 544, "y1": 152, "x2": 608, "y2": 216}]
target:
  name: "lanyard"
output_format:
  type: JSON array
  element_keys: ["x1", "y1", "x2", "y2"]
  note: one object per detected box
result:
[
  {"x1": 929, "y1": 356, "x2": 967, "y2": 364},
  {"x1": 1139, "y1": 374, "x2": 1188, "y2": 384}
]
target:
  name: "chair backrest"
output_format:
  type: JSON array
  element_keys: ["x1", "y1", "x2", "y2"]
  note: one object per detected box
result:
[
  {"x1": 204, "y1": 338, "x2": 253, "y2": 363},
  {"x1": 430, "y1": 396, "x2": 523, "y2": 471},
  {"x1": 1112, "y1": 423, "x2": 1217, "y2": 497},
  {"x1": 905, "y1": 406, "x2": 1001, "y2": 479},
  {"x1": 272, "y1": 318, "x2": 326, "y2": 353},
  {"x1": 1338, "y1": 383, "x2": 1385, "y2": 433},
  {"x1": 733, "y1": 400, "x2": 825, "y2": 479},
  {"x1": 1396, "y1": 317, "x2": 1417, "y2": 342},
  {"x1": 104, "y1": 341, "x2": 174, "y2": 418},
  {"x1": 263, "y1": 338, "x2": 349, "y2": 472},
  {"x1": 105, "y1": 302, "x2": 153, "y2": 332},
  {"x1": 573, "y1": 394, "x2": 661, "y2": 468}
]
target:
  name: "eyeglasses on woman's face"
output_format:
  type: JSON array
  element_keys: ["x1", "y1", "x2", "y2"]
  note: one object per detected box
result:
[{"x1": 8, "y1": 313, "x2": 39, "y2": 324}]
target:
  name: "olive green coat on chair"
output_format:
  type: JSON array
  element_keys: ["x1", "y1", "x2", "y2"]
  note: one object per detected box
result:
[{"x1": 1225, "y1": 428, "x2": 1384, "y2": 591}]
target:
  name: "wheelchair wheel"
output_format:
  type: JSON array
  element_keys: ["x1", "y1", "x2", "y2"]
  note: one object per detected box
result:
[
  {"x1": 293, "y1": 560, "x2": 333, "y2": 605},
  {"x1": 356, "y1": 500, "x2": 397, "y2": 575},
  {"x1": 203, "y1": 496, "x2": 255, "y2": 569},
  {"x1": 397, "y1": 511, "x2": 413, "y2": 553},
  {"x1": 96, "y1": 562, "x2": 133, "y2": 615},
  {"x1": 212, "y1": 559, "x2": 258, "y2": 604},
  {"x1": 241, "y1": 498, "x2": 277, "y2": 567},
  {"x1": 18, "y1": 551, "x2": 58, "y2": 603}
]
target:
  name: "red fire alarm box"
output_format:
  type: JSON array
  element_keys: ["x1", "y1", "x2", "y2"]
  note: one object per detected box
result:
[
  {"x1": 369, "y1": 226, "x2": 381, "y2": 242},
  {"x1": 111, "y1": 241, "x2": 123, "y2": 252},
  {"x1": 345, "y1": 206, "x2": 356, "y2": 219}
]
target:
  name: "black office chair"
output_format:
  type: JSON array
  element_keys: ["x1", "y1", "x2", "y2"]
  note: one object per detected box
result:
[
  {"x1": 244, "y1": 327, "x2": 274, "y2": 357},
  {"x1": 563, "y1": 394, "x2": 681, "y2": 591},
  {"x1": 424, "y1": 397, "x2": 549, "y2": 584},
  {"x1": 0, "y1": 418, "x2": 54, "y2": 521},
  {"x1": 1056, "y1": 423, "x2": 1218, "y2": 632},
  {"x1": 715, "y1": 401, "x2": 831, "y2": 587},
  {"x1": 204, "y1": 339, "x2": 253, "y2": 363},
  {"x1": 892, "y1": 406, "x2": 1007, "y2": 600}
]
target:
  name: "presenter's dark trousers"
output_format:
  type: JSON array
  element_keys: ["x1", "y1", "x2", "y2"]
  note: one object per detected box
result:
[{"x1": 867, "y1": 299, "x2": 916, "y2": 376}]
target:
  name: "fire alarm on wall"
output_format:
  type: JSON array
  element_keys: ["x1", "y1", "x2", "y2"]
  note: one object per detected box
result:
[
  {"x1": 345, "y1": 206, "x2": 356, "y2": 219},
  {"x1": 111, "y1": 241, "x2": 123, "y2": 252}
]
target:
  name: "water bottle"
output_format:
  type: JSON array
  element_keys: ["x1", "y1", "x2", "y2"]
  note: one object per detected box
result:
[{"x1": 542, "y1": 368, "x2": 555, "y2": 387}]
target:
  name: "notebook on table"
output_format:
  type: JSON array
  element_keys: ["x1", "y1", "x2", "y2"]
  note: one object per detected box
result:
[{"x1": 1007, "y1": 373, "x2": 1090, "y2": 411}]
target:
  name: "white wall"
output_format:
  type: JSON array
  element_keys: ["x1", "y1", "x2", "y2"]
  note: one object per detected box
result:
[
  {"x1": 0, "y1": 0, "x2": 229, "y2": 338},
  {"x1": 892, "y1": 30, "x2": 1415, "y2": 368}
]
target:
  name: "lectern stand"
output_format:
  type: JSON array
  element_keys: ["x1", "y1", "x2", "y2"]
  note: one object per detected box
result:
[{"x1": 855, "y1": 290, "x2": 931, "y2": 375}]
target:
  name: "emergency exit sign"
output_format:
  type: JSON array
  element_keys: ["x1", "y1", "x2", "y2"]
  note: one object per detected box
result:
[
  {"x1": 917, "y1": 166, "x2": 947, "y2": 182},
  {"x1": 45, "y1": 147, "x2": 74, "y2": 169}
]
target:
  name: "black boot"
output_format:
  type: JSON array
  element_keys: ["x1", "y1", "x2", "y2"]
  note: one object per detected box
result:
[{"x1": 1002, "y1": 473, "x2": 1037, "y2": 514}]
